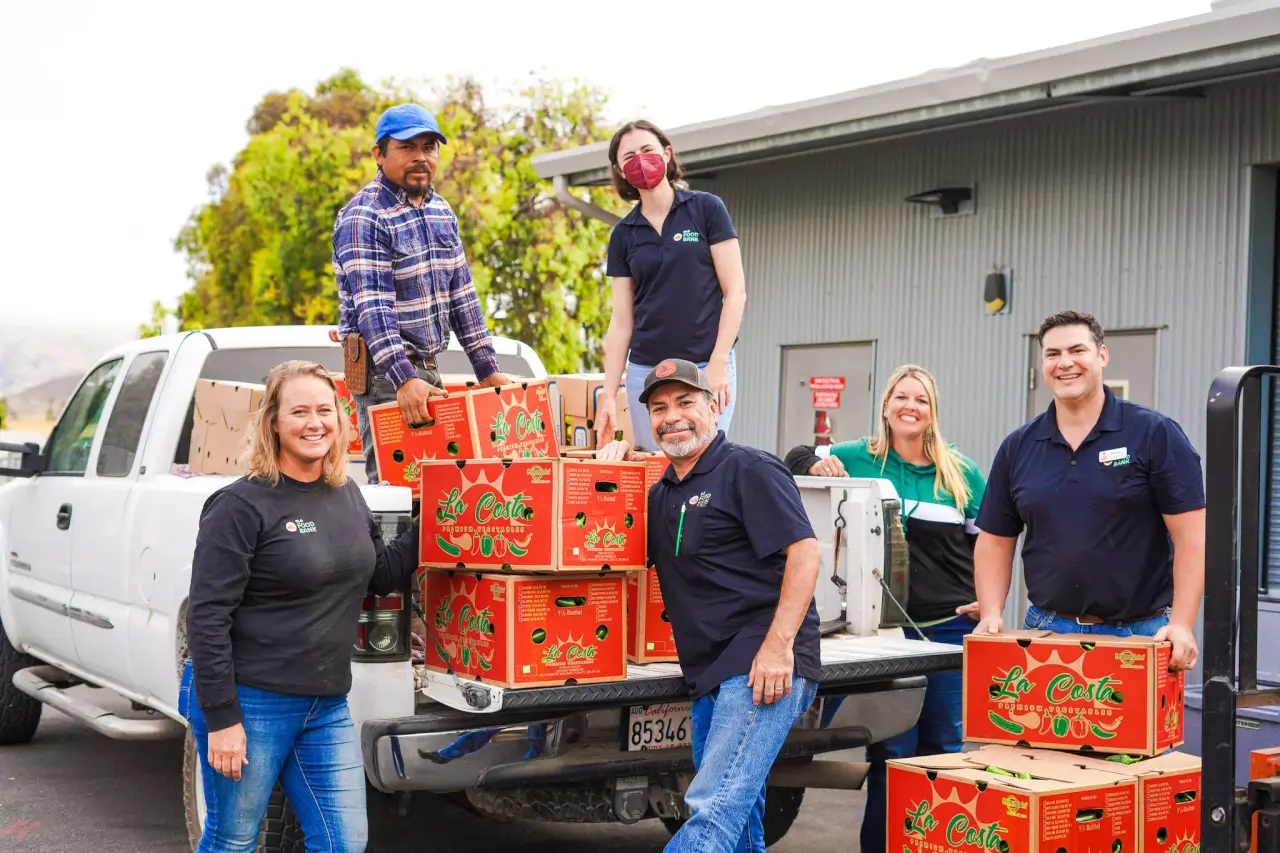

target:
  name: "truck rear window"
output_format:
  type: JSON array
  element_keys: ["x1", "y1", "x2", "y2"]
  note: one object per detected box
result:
[{"x1": 174, "y1": 346, "x2": 538, "y2": 466}]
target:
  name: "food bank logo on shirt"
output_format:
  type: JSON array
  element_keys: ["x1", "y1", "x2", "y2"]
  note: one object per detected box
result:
[
  {"x1": 285, "y1": 519, "x2": 318, "y2": 535},
  {"x1": 689, "y1": 492, "x2": 711, "y2": 508},
  {"x1": 672, "y1": 230, "x2": 700, "y2": 243}
]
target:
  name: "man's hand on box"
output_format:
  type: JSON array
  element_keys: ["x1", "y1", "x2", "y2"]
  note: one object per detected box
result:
[
  {"x1": 1155, "y1": 622, "x2": 1198, "y2": 671},
  {"x1": 972, "y1": 614, "x2": 1003, "y2": 634},
  {"x1": 597, "y1": 440, "x2": 645, "y2": 462},
  {"x1": 397, "y1": 377, "x2": 447, "y2": 426},
  {"x1": 480, "y1": 372, "x2": 510, "y2": 388}
]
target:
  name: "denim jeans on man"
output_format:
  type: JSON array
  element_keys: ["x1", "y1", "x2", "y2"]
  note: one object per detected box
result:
[
  {"x1": 178, "y1": 659, "x2": 367, "y2": 853},
  {"x1": 625, "y1": 348, "x2": 736, "y2": 452},
  {"x1": 352, "y1": 362, "x2": 441, "y2": 484},
  {"x1": 665, "y1": 672, "x2": 815, "y2": 853},
  {"x1": 858, "y1": 614, "x2": 970, "y2": 853},
  {"x1": 1023, "y1": 603, "x2": 1171, "y2": 637}
]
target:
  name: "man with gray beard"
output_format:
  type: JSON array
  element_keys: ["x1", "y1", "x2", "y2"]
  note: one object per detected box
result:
[{"x1": 598, "y1": 358, "x2": 821, "y2": 853}]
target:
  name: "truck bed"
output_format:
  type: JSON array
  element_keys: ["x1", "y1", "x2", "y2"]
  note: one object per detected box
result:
[{"x1": 418, "y1": 632, "x2": 961, "y2": 716}]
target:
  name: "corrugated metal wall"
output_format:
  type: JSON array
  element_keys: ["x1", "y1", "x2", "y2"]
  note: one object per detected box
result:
[{"x1": 704, "y1": 74, "x2": 1280, "y2": 471}]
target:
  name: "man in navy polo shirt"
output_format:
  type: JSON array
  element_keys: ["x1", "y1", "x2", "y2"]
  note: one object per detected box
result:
[
  {"x1": 598, "y1": 358, "x2": 821, "y2": 853},
  {"x1": 973, "y1": 310, "x2": 1205, "y2": 671}
]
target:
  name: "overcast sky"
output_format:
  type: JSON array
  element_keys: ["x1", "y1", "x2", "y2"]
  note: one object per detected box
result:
[{"x1": 0, "y1": 0, "x2": 1210, "y2": 331}]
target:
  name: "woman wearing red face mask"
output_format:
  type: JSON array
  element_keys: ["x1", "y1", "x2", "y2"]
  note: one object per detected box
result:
[{"x1": 593, "y1": 120, "x2": 747, "y2": 451}]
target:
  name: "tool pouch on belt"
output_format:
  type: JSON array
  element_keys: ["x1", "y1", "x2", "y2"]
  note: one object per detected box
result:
[{"x1": 343, "y1": 333, "x2": 369, "y2": 395}]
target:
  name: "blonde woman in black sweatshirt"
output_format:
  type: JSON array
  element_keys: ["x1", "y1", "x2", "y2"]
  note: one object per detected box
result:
[{"x1": 180, "y1": 361, "x2": 421, "y2": 853}]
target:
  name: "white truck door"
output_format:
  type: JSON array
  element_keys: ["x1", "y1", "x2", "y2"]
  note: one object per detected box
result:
[
  {"x1": 7, "y1": 358, "x2": 124, "y2": 668},
  {"x1": 68, "y1": 350, "x2": 170, "y2": 689}
]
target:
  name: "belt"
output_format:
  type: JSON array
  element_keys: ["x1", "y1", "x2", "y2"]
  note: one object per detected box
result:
[
  {"x1": 1050, "y1": 609, "x2": 1165, "y2": 625},
  {"x1": 407, "y1": 351, "x2": 438, "y2": 369}
]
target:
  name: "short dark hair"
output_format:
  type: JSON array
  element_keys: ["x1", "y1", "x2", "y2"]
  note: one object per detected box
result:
[
  {"x1": 1037, "y1": 310, "x2": 1105, "y2": 348},
  {"x1": 607, "y1": 120, "x2": 685, "y2": 202}
]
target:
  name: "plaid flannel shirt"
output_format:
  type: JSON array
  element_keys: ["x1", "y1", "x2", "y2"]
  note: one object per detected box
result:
[{"x1": 334, "y1": 172, "x2": 499, "y2": 389}]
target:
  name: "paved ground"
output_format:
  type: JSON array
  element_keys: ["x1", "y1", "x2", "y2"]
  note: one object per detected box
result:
[{"x1": 0, "y1": 692, "x2": 869, "y2": 853}]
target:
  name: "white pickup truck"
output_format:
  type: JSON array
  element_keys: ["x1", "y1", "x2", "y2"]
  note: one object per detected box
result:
[{"x1": 0, "y1": 325, "x2": 962, "y2": 852}]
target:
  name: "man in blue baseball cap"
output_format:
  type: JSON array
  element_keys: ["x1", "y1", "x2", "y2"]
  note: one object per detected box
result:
[{"x1": 333, "y1": 102, "x2": 509, "y2": 482}]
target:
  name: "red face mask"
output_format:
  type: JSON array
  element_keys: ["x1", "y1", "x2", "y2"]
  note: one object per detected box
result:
[{"x1": 621, "y1": 152, "x2": 667, "y2": 191}]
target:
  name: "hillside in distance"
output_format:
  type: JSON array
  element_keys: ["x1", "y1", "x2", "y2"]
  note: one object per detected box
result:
[{"x1": 0, "y1": 321, "x2": 136, "y2": 419}]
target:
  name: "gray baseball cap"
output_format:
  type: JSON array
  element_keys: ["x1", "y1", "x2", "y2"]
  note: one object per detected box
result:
[{"x1": 637, "y1": 358, "x2": 714, "y2": 405}]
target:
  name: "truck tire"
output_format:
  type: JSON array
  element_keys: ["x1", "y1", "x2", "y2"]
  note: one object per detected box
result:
[
  {"x1": 182, "y1": 728, "x2": 303, "y2": 853},
  {"x1": 0, "y1": 621, "x2": 42, "y2": 746},
  {"x1": 661, "y1": 786, "x2": 806, "y2": 848}
]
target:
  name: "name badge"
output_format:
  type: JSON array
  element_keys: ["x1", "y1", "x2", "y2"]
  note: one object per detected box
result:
[{"x1": 1099, "y1": 447, "x2": 1128, "y2": 463}]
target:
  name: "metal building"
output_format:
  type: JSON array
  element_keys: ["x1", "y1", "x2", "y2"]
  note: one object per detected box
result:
[{"x1": 532, "y1": 1, "x2": 1280, "y2": 683}]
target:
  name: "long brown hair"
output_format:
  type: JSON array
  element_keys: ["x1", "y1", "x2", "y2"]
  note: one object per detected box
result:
[
  {"x1": 245, "y1": 360, "x2": 350, "y2": 488},
  {"x1": 607, "y1": 119, "x2": 687, "y2": 202},
  {"x1": 866, "y1": 364, "x2": 973, "y2": 510}
]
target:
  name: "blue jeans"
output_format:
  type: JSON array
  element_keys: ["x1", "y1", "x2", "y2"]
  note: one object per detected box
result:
[
  {"x1": 1023, "y1": 603, "x2": 1171, "y2": 636},
  {"x1": 858, "y1": 614, "x2": 969, "y2": 853},
  {"x1": 666, "y1": 672, "x2": 816, "y2": 853},
  {"x1": 626, "y1": 348, "x2": 737, "y2": 452},
  {"x1": 179, "y1": 660, "x2": 367, "y2": 852}
]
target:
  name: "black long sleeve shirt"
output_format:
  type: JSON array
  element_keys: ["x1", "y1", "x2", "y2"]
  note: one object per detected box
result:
[{"x1": 186, "y1": 473, "x2": 421, "y2": 731}]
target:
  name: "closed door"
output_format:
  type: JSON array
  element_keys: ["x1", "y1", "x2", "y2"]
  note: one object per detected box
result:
[
  {"x1": 777, "y1": 342, "x2": 875, "y2": 457},
  {"x1": 1026, "y1": 329, "x2": 1159, "y2": 420},
  {"x1": 7, "y1": 358, "x2": 123, "y2": 667}
]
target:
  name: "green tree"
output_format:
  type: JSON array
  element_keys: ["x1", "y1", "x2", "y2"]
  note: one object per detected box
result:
[
  {"x1": 167, "y1": 69, "x2": 621, "y2": 372},
  {"x1": 0, "y1": 397, "x2": 6, "y2": 429}
]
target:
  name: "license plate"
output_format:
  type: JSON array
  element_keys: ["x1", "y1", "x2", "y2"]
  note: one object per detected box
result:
[{"x1": 626, "y1": 701, "x2": 692, "y2": 751}]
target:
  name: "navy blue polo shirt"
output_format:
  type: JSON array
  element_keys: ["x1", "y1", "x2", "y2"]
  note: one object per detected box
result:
[
  {"x1": 976, "y1": 386, "x2": 1205, "y2": 622},
  {"x1": 647, "y1": 433, "x2": 822, "y2": 698},
  {"x1": 606, "y1": 189, "x2": 738, "y2": 366}
]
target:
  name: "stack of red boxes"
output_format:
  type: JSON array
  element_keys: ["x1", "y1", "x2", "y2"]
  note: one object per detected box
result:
[
  {"x1": 369, "y1": 377, "x2": 675, "y2": 692},
  {"x1": 886, "y1": 629, "x2": 1201, "y2": 852}
]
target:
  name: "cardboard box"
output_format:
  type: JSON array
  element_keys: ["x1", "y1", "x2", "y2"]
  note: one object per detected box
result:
[
  {"x1": 547, "y1": 374, "x2": 607, "y2": 449},
  {"x1": 331, "y1": 374, "x2": 363, "y2": 459},
  {"x1": 626, "y1": 568, "x2": 676, "y2": 663},
  {"x1": 419, "y1": 457, "x2": 649, "y2": 572},
  {"x1": 973, "y1": 745, "x2": 1201, "y2": 853},
  {"x1": 886, "y1": 746, "x2": 1139, "y2": 853},
  {"x1": 367, "y1": 398, "x2": 476, "y2": 496},
  {"x1": 189, "y1": 379, "x2": 266, "y2": 475},
  {"x1": 466, "y1": 379, "x2": 557, "y2": 460},
  {"x1": 962, "y1": 630, "x2": 1184, "y2": 756},
  {"x1": 421, "y1": 571, "x2": 627, "y2": 688},
  {"x1": 1252, "y1": 747, "x2": 1280, "y2": 853},
  {"x1": 643, "y1": 454, "x2": 671, "y2": 492}
]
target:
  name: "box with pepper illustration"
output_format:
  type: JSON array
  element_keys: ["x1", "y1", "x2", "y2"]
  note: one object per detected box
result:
[
  {"x1": 418, "y1": 457, "x2": 648, "y2": 573},
  {"x1": 421, "y1": 570, "x2": 627, "y2": 689},
  {"x1": 366, "y1": 398, "x2": 476, "y2": 496},
  {"x1": 465, "y1": 379, "x2": 557, "y2": 460},
  {"x1": 626, "y1": 568, "x2": 677, "y2": 663},
  {"x1": 962, "y1": 630, "x2": 1184, "y2": 756},
  {"x1": 974, "y1": 745, "x2": 1202, "y2": 853},
  {"x1": 886, "y1": 745, "x2": 1139, "y2": 853},
  {"x1": 331, "y1": 374, "x2": 363, "y2": 459}
]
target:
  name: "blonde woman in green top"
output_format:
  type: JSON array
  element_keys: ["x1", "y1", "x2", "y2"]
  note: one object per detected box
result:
[{"x1": 784, "y1": 363, "x2": 985, "y2": 853}]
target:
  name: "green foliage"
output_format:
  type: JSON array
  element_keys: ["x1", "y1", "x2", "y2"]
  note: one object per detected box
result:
[
  {"x1": 0, "y1": 397, "x2": 6, "y2": 429},
  {"x1": 166, "y1": 69, "x2": 623, "y2": 373}
]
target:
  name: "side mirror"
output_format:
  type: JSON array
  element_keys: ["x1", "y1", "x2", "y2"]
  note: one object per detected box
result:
[{"x1": 0, "y1": 442, "x2": 45, "y2": 479}]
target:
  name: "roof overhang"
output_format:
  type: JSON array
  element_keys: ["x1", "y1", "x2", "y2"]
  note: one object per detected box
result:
[{"x1": 533, "y1": 1, "x2": 1280, "y2": 187}]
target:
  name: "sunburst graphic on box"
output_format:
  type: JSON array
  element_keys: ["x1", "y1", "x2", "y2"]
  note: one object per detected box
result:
[
  {"x1": 901, "y1": 780, "x2": 1012, "y2": 847},
  {"x1": 429, "y1": 464, "x2": 537, "y2": 560},
  {"x1": 583, "y1": 519, "x2": 628, "y2": 551},
  {"x1": 540, "y1": 630, "x2": 599, "y2": 666},
  {"x1": 984, "y1": 644, "x2": 1127, "y2": 740},
  {"x1": 483, "y1": 389, "x2": 550, "y2": 457},
  {"x1": 431, "y1": 575, "x2": 495, "y2": 673}
]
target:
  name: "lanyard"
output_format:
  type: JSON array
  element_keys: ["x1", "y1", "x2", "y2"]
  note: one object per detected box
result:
[{"x1": 675, "y1": 503, "x2": 687, "y2": 555}]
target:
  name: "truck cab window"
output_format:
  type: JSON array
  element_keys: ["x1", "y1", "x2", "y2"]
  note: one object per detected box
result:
[
  {"x1": 45, "y1": 358, "x2": 123, "y2": 475},
  {"x1": 97, "y1": 351, "x2": 169, "y2": 478}
]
